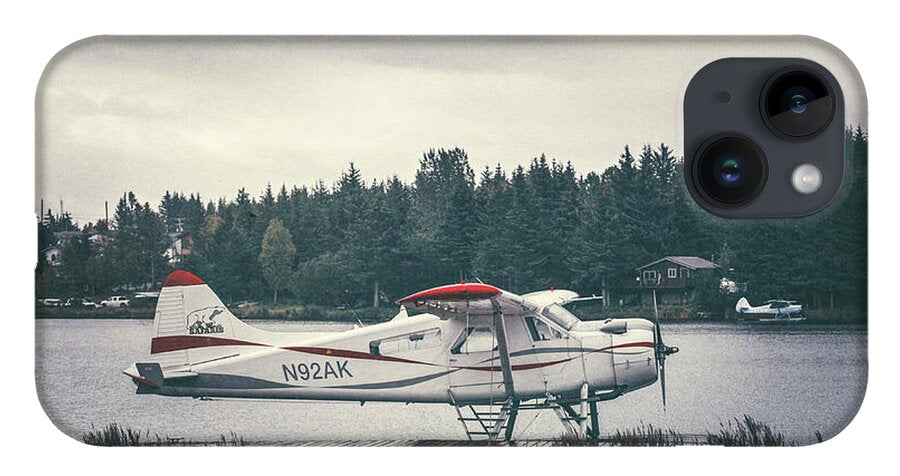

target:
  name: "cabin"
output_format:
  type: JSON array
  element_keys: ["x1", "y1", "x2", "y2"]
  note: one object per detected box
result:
[
  {"x1": 42, "y1": 244, "x2": 62, "y2": 266},
  {"x1": 164, "y1": 233, "x2": 194, "y2": 266},
  {"x1": 631, "y1": 256, "x2": 720, "y2": 306},
  {"x1": 41, "y1": 231, "x2": 85, "y2": 266}
]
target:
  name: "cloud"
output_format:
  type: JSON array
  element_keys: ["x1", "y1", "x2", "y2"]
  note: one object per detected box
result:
[{"x1": 36, "y1": 37, "x2": 866, "y2": 222}]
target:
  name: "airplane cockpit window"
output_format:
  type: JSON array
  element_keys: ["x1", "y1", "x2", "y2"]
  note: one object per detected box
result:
[
  {"x1": 540, "y1": 304, "x2": 579, "y2": 331},
  {"x1": 369, "y1": 328, "x2": 442, "y2": 356},
  {"x1": 451, "y1": 326, "x2": 497, "y2": 354},
  {"x1": 525, "y1": 315, "x2": 561, "y2": 341}
]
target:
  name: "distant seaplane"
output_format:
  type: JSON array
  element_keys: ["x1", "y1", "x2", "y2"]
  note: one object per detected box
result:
[
  {"x1": 124, "y1": 270, "x2": 678, "y2": 441},
  {"x1": 735, "y1": 297, "x2": 806, "y2": 321}
]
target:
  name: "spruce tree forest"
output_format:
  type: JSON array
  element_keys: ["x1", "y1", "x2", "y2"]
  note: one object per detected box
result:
[{"x1": 36, "y1": 128, "x2": 867, "y2": 318}]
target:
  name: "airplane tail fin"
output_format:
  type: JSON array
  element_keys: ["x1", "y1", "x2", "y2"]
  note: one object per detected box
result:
[
  {"x1": 148, "y1": 270, "x2": 262, "y2": 372},
  {"x1": 735, "y1": 297, "x2": 750, "y2": 313}
]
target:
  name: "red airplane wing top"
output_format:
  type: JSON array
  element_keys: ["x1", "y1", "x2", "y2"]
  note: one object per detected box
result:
[{"x1": 396, "y1": 283, "x2": 502, "y2": 304}]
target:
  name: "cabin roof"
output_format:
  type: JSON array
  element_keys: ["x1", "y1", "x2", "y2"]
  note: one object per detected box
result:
[{"x1": 637, "y1": 256, "x2": 719, "y2": 271}]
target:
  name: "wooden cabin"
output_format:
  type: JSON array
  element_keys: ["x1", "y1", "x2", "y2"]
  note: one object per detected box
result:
[{"x1": 631, "y1": 256, "x2": 719, "y2": 306}]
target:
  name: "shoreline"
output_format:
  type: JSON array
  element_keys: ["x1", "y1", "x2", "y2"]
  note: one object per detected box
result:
[{"x1": 34, "y1": 306, "x2": 866, "y2": 326}]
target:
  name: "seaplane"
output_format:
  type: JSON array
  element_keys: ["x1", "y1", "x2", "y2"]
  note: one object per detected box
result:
[
  {"x1": 735, "y1": 297, "x2": 806, "y2": 322},
  {"x1": 124, "y1": 270, "x2": 679, "y2": 441}
]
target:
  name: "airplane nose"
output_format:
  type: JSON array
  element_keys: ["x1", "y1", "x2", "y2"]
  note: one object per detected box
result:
[{"x1": 610, "y1": 325, "x2": 658, "y2": 390}]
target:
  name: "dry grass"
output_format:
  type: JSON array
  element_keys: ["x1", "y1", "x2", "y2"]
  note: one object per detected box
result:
[
  {"x1": 83, "y1": 415, "x2": 815, "y2": 447},
  {"x1": 609, "y1": 422, "x2": 692, "y2": 446},
  {"x1": 82, "y1": 423, "x2": 244, "y2": 447},
  {"x1": 705, "y1": 415, "x2": 790, "y2": 446},
  {"x1": 554, "y1": 415, "x2": 807, "y2": 447}
]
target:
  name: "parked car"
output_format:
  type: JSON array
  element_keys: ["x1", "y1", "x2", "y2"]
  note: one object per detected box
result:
[
  {"x1": 41, "y1": 298, "x2": 64, "y2": 307},
  {"x1": 65, "y1": 298, "x2": 100, "y2": 309},
  {"x1": 129, "y1": 295, "x2": 159, "y2": 308},
  {"x1": 100, "y1": 296, "x2": 130, "y2": 308}
]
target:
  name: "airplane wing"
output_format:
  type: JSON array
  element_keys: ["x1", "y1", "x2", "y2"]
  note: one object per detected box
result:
[
  {"x1": 521, "y1": 289, "x2": 580, "y2": 307},
  {"x1": 397, "y1": 282, "x2": 532, "y2": 403},
  {"x1": 396, "y1": 283, "x2": 536, "y2": 319}
]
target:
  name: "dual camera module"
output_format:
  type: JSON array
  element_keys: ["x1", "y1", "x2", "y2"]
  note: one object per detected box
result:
[{"x1": 685, "y1": 59, "x2": 844, "y2": 218}]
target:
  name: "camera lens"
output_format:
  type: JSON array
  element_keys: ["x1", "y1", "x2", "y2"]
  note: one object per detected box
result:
[
  {"x1": 763, "y1": 68, "x2": 834, "y2": 138},
  {"x1": 788, "y1": 93, "x2": 808, "y2": 114},
  {"x1": 694, "y1": 135, "x2": 768, "y2": 206},
  {"x1": 714, "y1": 155, "x2": 745, "y2": 187}
]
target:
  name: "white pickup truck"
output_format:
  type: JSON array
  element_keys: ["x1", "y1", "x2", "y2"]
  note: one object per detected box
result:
[{"x1": 100, "y1": 296, "x2": 130, "y2": 308}]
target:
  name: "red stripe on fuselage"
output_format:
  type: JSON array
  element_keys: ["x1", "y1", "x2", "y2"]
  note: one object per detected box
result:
[
  {"x1": 599, "y1": 341, "x2": 655, "y2": 351},
  {"x1": 150, "y1": 336, "x2": 434, "y2": 366},
  {"x1": 468, "y1": 341, "x2": 655, "y2": 372},
  {"x1": 468, "y1": 359, "x2": 571, "y2": 372},
  {"x1": 281, "y1": 346, "x2": 436, "y2": 366},
  {"x1": 150, "y1": 335, "x2": 267, "y2": 354},
  {"x1": 149, "y1": 335, "x2": 655, "y2": 372}
]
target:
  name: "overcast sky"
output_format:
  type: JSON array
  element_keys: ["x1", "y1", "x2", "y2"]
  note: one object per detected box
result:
[{"x1": 36, "y1": 37, "x2": 865, "y2": 223}]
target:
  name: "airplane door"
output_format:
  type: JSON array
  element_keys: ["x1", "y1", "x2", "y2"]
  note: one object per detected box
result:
[
  {"x1": 523, "y1": 315, "x2": 575, "y2": 390},
  {"x1": 447, "y1": 322, "x2": 507, "y2": 403}
]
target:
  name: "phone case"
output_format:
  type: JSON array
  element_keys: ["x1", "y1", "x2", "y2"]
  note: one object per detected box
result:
[{"x1": 35, "y1": 36, "x2": 867, "y2": 446}]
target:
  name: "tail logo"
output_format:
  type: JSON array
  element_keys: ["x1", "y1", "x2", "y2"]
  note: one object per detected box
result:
[{"x1": 187, "y1": 306, "x2": 226, "y2": 335}]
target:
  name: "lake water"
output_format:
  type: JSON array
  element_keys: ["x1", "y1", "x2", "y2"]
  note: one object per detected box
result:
[{"x1": 35, "y1": 319, "x2": 866, "y2": 445}]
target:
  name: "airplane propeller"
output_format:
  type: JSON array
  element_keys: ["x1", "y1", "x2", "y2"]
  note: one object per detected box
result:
[{"x1": 651, "y1": 313, "x2": 679, "y2": 410}]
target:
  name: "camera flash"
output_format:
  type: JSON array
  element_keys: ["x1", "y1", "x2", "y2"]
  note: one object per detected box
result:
[{"x1": 791, "y1": 164, "x2": 823, "y2": 194}]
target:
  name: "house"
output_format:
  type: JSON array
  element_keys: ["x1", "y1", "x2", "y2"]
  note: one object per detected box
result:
[
  {"x1": 87, "y1": 231, "x2": 111, "y2": 248},
  {"x1": 42, "y1": 244, "x2": 62, "y2": 266},
  {"x1": 631, "y1": 256, "x2": 720, "y2": 305},
  {"x1": 164, "y1": 233, "x2": 193, "y2": 265},
  {"x1": 41, "y1": 231, "x2": 85, "y2": 266}
]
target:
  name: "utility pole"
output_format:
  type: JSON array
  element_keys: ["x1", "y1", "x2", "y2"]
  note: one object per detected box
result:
[
  {"x1": 601, "y1": 275, "x2": 609, "y2": 309},
  {"x1": 60, "y1": 199, "x2": 67, "y2": 230}
]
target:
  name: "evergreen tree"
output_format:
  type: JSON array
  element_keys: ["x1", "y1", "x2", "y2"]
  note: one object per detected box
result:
[
  {"x1": 35, "y1": 133, "x2": 866, "y2": 321},
  {"x1": 411, "y1": 148, "x2": 476, "y2": 284},
  {"x1": 106, "y1": 192, "x2": 167, "y2": 289}
]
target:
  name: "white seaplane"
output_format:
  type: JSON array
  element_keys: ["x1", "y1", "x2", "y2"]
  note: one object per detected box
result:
[
  {"x1": 735, "y1": 297, "x2": 806, "y2": 322},
  {"x1": 124, "y1": 270, "x2": 678, "y2": 441}
]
